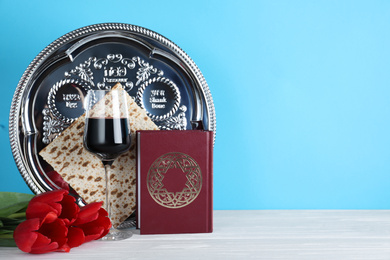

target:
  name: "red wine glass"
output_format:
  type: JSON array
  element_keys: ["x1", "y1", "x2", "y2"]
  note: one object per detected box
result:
[{"x1": 83, "y1": 89, "x2": 132, "y2": 241}]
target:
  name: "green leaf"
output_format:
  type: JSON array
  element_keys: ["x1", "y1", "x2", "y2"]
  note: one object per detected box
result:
[
  {"x1": 0, "y1": 230, "x2": 14, "y2": 235},
  {"x1": 0, "y1": 238, "x2": 17, "y2": 247},
  {"x1": 0, "y1": 234, "x2": 14, "y2": 239},
  {"x1": 0, "y1": 192, "x2": 34, "y2": 218},
  {"x1": 7, "y1": 212, "x2": 26, "y2": 219},
  {"x1": 0, "y1": 193, "x2": 34, "y2": 247},
  {"x1": 0, "y1": 210, "x2": 26, "y2": 220},
  {"x1": 0, "y1": 217, "x2": 25, "y2": 247},
  {"x1": 0, "y1": 217, "x2": 25, "y2": 226}
]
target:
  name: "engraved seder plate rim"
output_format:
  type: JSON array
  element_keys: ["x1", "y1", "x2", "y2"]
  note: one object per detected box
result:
[{"x1": 9, "y1": 23, "x2": 216, "y2": 196}]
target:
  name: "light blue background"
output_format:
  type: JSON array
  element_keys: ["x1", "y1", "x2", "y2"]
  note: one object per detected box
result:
[{"x1": 1, "y1": 0, "x2": 390, "y2": 209}]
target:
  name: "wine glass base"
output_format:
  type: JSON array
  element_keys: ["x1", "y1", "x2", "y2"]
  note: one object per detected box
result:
[{"x1": 100, "y1": 228, "x2": 133, "y2": 241}]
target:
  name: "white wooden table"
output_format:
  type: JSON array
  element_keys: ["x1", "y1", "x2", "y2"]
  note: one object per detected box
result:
[{"x1": 2, "y1": 210, "x2": 390, "y2": 259}]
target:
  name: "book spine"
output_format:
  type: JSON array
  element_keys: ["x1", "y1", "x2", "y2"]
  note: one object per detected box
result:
[
  {"x1": 136, "y1": 132, "x2": 141, "y2": 229},
  {"x1": 207, "y1": 131, "x2": 214, "y2": 233}
]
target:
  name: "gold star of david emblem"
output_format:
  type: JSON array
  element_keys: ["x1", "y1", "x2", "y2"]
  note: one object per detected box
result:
[{"x1": 147, "y1": 152, "x2": 202, "y2": 209}]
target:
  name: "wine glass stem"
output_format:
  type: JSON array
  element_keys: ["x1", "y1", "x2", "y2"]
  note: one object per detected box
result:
[{"x1": 102, "y1": 160, "x2": 114, "y2": 220}]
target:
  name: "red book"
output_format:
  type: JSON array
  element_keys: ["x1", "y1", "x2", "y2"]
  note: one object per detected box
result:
[{"x1": 136, "y1": 130, "x2": 213, "y2": 234}]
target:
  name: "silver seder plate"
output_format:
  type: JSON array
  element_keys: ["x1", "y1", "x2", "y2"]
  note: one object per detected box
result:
[{"x1": 9, "y1": 23, "x2": 216, "y2": 199}]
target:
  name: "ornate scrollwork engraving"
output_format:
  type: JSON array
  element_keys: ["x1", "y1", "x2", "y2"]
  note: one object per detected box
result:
[
  {"x1": 134, "y1": 57, "x2": 163, "y2": 86},
  {"x1": 65, "y1": 57, "x2": 95, "y2": 86},
  {"x1": 42, "y1": 109, "x2": 68, "y2": 144},
  {"x1": 65, "y1": 54, "x2": 164, "y2": 92},
  {"x1": 160, "y1": 105, "x2": 188, "y2": 130},
  {"x1": 44, "y1": 53, "x2": 186, "y2": 144}
]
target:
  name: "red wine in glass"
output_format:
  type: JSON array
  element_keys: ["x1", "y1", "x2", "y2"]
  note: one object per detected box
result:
[{"x1": 84, "y1": 117, "x2": 131, "y2": 161}]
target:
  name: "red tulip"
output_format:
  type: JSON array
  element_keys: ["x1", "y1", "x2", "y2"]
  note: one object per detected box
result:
[
  {"x1": 14, "y1": 190, "x2": 111, "y2": 254},
  {"x1": 13, "y1": 213, "x2": 69, "y2": 254},
  {"x1": 26, "y1": 190, "x2": 79, "y2": 226}
]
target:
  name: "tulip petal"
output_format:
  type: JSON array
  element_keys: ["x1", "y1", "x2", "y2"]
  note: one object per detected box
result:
[
  {"x1": 98, "y1": 207, "x2": 109, "y2": 218},
  {"x1": 26, "y1": 202, "x2": 58, "y2": 222},
  {"x1": 58, "y1": 195, "x2": 79, "y2": 226},
  {"x1": 29, "y1": 233, "x2": 59, "y2": 254},
  {"x1": 84, "y1": 227, "x2": 105, "y2": 243},
  {"x1": 39, "y1": 219, "x2": 68, "y2": 248},
  {"x1": 29, "y1": 190, "x2": 68, "y2": 214},
  {"x1": 29, "y1": 190, "x2": 68, "y2": 204},
  {"x1": 79, "y1": 209, "x2": 111, "y2": 242},
  {"x1": 67, "y1": 227, "x2": 85, "y2": 248},
  {"x1": 13, "y1": 218, "x2": 40, "y2": 253},
  {"x1": 73, "y1": 202, "x2": 103, "y2": 226}
]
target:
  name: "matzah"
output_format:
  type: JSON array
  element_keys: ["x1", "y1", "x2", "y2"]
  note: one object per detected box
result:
[{"x1": 39, "y1": 83, "x2": 159, "y2": 227}]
